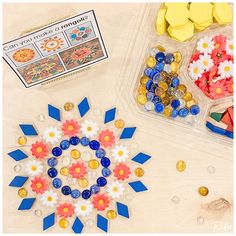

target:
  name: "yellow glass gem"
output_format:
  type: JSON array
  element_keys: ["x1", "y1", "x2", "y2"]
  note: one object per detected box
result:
[
  {"x1": 18, "y1": 136, "x2": 27, "y2": 146},
  {"x1": 137, "y1": 94, "x2": 147, "y2": 105},
  {"x1": 64, "y1": 102, "x2": 74, "y2": 111},
  {"x1": 176, "y1": 160, "x2": 186, "y2": 172},
  {"x1": 156, "y1": 45, "x2": 166, "y2": 52},
  {"x1": 106, "y1": 210, "x2": 117, "y2": 220},
  {"x1": 134, "y1": 167, "x2": 144, "y2": 177},
  {"x1": 162, "y1": 96, "x2": 170, "y2": 106},
  {"x1": 198, "y1": 186, "x2": 209, "y2": 196},
  {"x1": 138, "y1": 85, "x2": 147, "y2": 95},
  {"x1": 158, "y1": 81, "x2": 168, "y2": 92},
  {"x1": 60, "y1": 167, "x2": 69, "y2": 176},
  {"x1": 146, "y1": 56, "x2": 156, "y2": 68},
  {"x1": 173, "y1": 52, "x2": 182, "y2": 63},
  {"x1": 186, "y1": 99, "x2": 196, "y2": 109},
  {"x1": 78, "y1": 178, "x2": 89, "y2": 188},
  {"x1": 88, "y1": 159, "x2": 99, "y2": 169},
  {"x1": 163, "y1": 107, "x2": 172, "y2": 117},
  {"x1": 18, "y1": 188, "x2": 28, "y2": 198},
  {"x1": 70, "y1": 149, "x2": 80, "y2": 159},
  {"x1": 170, "y1": 61, "x2": 179, "y2": 73},
  {"x1": 177, "y1": 84, "x2": 187, "y2": 93},
  {"x1": 182, "y1": 92, "x2": 193, "y2": 102},
  {"x1": 59, "y1": 218, "x2": 69, "y2": 229},
  {"x1": 115, "y1": 119, "x2": 125, "y2": 129},
  {"x1": 155, "y1": 87, "x2": 165, "y2": 97},
  {"x1": 140, "y1": 75, "x2": 149, "y2": 86}
]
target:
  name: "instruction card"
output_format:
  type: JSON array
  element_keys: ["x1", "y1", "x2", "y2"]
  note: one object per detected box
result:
[{"x1": 2, "y1": 10, "x2": 108, "y2": 88}]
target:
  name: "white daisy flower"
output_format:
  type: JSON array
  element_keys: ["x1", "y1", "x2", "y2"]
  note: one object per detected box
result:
[
  {"x1": 107, "y1": 181, "x2": 124, "y2": 199},
  {"x1": 40, "y1": 190, "x2": 58, "y2": 207},
  {"x1": 25, "y1": 160, "x2": 43, "y2": 177},
  {"x1": 225, "y1": 39, "x2": 234, "y2": 56},
  {"x1": 188, "y1": 60, "x2": 204, "y2": 80},
  {"x1": 197, "y1": 36, "x2": 214, "y2": 54},
  {"x1": 199, "y1": 54, "x2": 213, "y2": 71},
  {"x1": 42, "y1": 126, "x2": 62, "y2": 145},
  {"x1": 75, "y1": 200, "x2": 93, "y2": 217},
  {"x1": 81, "y1": 120, "x2": 99, "y2": 138},
  {"x1": 111, "y1": 145, "x2": 129, "y2": 162},
  {"x1": 218, "y1": 60, "x2": 233, "y2": 79}
]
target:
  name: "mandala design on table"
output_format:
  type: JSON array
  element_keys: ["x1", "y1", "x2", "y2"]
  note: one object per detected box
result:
[
  {"x1": 8, "y1": 97, "x2": 151, "y2": 233},
  {"x1": 40, "y1": 36, "x2": 64, "y2": 52},
  {"x1": 13, "y1": 48, "x2": 35, "y2": 62}
]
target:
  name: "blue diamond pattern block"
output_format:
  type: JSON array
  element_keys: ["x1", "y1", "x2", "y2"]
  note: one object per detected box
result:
[
  {"x1": 9, "y1": 176, "x2": 28, "y2": 187},
  {"x1": 132, "y1": 152, "x2": 151, "y2": 164},
  {"x1": 116, "y1": 202, "x2": 129, "y2": 218},
  {"x1": 128, "y1": 181, "x2": 148, "y2": 192},
  {"x1": 43, "y1": 213, "x2": 55, "y2": 231},
  {"x1": 72, "y1": 217, "x2": 84, "y2": 233},
  {"x1": 18, "y1": 198, "x2": 36, "y2": 210},
  {"x1": 104, "y1": 107, "x2": 116, "y2": 124},
  {"x1": 97, "y1": 214, "x2": 108, "y2": 232},
  {"x1": 120, "y1": 127, "x2": 136, "y2": 139},
  {"x1": 8, "y1": 149, "x2": 28, "y2": 161},
  {"x1": 19, "y1": 124, "x2": 38, "y2": 136},
  {"x1": 78, "y1": 97, "x2": 90, "y2": 117},
  {"x1": 48, "y1": 104, "x2": 61, "y2": 121}
]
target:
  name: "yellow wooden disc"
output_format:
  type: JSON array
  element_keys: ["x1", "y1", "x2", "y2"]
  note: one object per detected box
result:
[
  {"x1": 213, "y1": 3, "x2": 233, "y2": 25},
  {"x1": 156, "y1": 8, "x2": 167, "y2": 35}
]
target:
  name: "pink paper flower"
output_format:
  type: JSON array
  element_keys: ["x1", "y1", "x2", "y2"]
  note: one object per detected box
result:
[
  {"x1": 98, "y1": 129, "x2": 115, "y2": 148},
  {"x1": 69, "y1": 161, "x2": 87, "y2": 179},
  {"x1": 209, "y1": 80, "x2": 227, "y2": 99},
  {"x1": 113, "y1": 163, "x2": 131, "y2": 181},
  {"x1": 213, "y1": 35, "x2": 227, "y2": 50},
  {"x1": 31, "y1": 176, "x2": 48, "y2": 194},
  {"x1": 56, "y1": 203, "x2": 74, "y2": 218},
  {"x1": 62, "y1": 119, "x2": 80, "y2": 137},
  {"x1": 211, "y1": 48, "x2": 227, "y2": 65},
  {"x1": 92, "y1": 194, "x2": 110, "y2": 211},
  {"x1": 31, "y1": 141, "x2": 49, "y2": 159}
]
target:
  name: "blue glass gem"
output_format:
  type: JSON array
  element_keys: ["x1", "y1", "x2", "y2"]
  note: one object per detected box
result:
[
  {"x1": 90, "y1": 184, "x2": 100, "y2": 194},
  {"x1": 97, "y1": 177, "x2": 107, "y2": 187},
  {"x1": 171, "y1": 77, "x2": 180, "y2": 87},
  {"x1": 190, "y1": 105, "x2": 200, "y2": 115},
  {"x1": 47, "y1": 157, "x2": 58, "y2": 167},
  {"x1": 171, "y1": 99, "x2": 180, "y2": 109},
  {"x1": 149, "y1": 84, "x2": 157, "y2": 93},
  {"x1": 69, "y1": 136, "x2": 80, "y2": 145},
  {"x1": 60, "y1": 140, "x2": 70, "y2": 150},
  {"x1": 155, "y1": 52, "x2": 166, "y2": 62},
  {"x1": 145, "y1": 79, "x2": 153, "y2": 90},
  {"x1": 152, "y1": 72, "x2": 161, "y2": 84},
  {"x1": 52, "y1": 178, "x2": 62, "y2": 188},
  {"x1": 102, "y1": 168, "x2": 111, "y2": 177},
  {"x1": 171, "y1": 109, "x2": 179, "y2": 118},
  {"x1": 144, "y1": 68, "x2": 153, "y2": 77},
  {"x1": 96, "y1": 149, "x2": 106, "y2": 158},
  {"x1": 165, "y1": 53, "x2": 174, "y2": 64},
  {"x1": 178, "y1": 107, "x2": 189, "y2": 117},
  {"x1": 89, "y1": 140, "x2": 100, "y2": 150},
  {"x1": 61, "y1": 185, "x2": 72, "y2": 195},
  {"x1": 101, "y1": 157, "x2": 111, "y2": 168},
  {"x1": 149, "y1": 70, "x2": 159, "y2": 79},
  {"x1": 47, "y1": 168, "x2": 58, "y2": 178},
  {"x1": 155, "y1": 62, "x2": 165, "y2": 72},
  {"x1": 146, "y1": 92, "x2": 155, "y2": 101},
  {"x1": 71, "y1": 189, "x2": 81, "y2": 199},
  {"x1": 155, "y1": 102, "x2": 164, "y2": 113},
  {"x1": 52, "y1": 147, "x2": 62, "y2": 157},
  {"x1": 152, "y1": 96, "x2": 161, "y2": 104},
  {"x1": 80, "y1": 137, "x2": 90, "y2": 146},
  {"x1": 82, "y1": 189, "x2": 91, "y2": 199}
]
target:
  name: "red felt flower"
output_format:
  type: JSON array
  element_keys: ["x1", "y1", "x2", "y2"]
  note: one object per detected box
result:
[
  {"x1": 190, "y1": 51, "x2": 202, "y2": 63},
  {"x1": 62, "y1": 119, "x2": 80, "y2": 137},
  {"x1": 213, "y1": 35, "x2": 227, "y2": 50},
  {"x1": 56, "y1": 203, "x2": 74, "y2": 218},
  {"x1": 31, "y1": 141, "x2": 49, "y2": 159},
  {"x1": 98, "y1": 129, "x2": 115, "y2": 148},
  {"x1": 113, "y1": 163, "x2": 131, "y2": 181},
  {"x1": 225, "y1": 77, "x2": 234, "y2": 94},
  {"x1": 69, "y1": 161, "x2": 87, "y2": 179},
  {"x1": 31, "y1": 176, "x2": 48, "y2": 194},
  {"x1": 209, "y1": 80, "x2": 228, "y2": 99},
  {"x1": 92, "y1": 194, "x2": 110, "y2": 211},
  {"x1": 211, "y1": 48, "x2": 227, "y2": 65}
]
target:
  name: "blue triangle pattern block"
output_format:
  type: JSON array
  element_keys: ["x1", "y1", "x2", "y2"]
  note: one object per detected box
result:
[
  {"x1": 97, "y1": 214, "x2": 108, "y2": 232},
  {"x1": 7, "y1": 149, "x2": 28, "y2": 161},
  {"x1": 116, "y1": 202, "x2": 129, "y2": 218},
  {"x1": 104, "y1": 107, "x2": 116, "y2": 124},
  {"x1": 19, "y1": 124, "x2": 38, "y2": 136},
  {"x1": 120, "y1": 127, "x2": 136, "y2": 139},
  {"x1": 128, "y1": 181, "x2": 148, "y2": 192},
  {"x1": 132, "y1": 152, "x2": 151, "y2": 164},
  {"x1": 43, "y1": 212, "x2": 55, "y2": 231},
  {"x1": 72, "y1": 217, "x2": 84, "y2": 233},
  {"x1": 9, "y1": 176, "x2": 28, "y2": 187},
  {"x1": 48, "y1": 104, "x2": 61, "y2": 121},
  {"x1": 78, "y1": 97, "x2": 90, "y2": 117},
  {"x1": 18, "y1": 198, "x2": 36, "y2": 210}
]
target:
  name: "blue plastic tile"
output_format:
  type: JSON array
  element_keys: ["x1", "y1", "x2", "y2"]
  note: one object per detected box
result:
[
  {"x1": 48, "y1": 104, "x2": 61, "y2": 121},
  {"x1": 19, "y1": 124, "x2": 38, "y2": 136},
  {"x1": 120, "y1": 127, "x2": 136, "y2": 139},
  {"x1": 18, "y1": 198, "x2": 36, "y2": 210},
  {"x1": 8, "y1": 149, "x2": 28, "y2": 161},
  {"x1": 97, "y1": 214, "x2": 108, "y2": 232},
  {"x1": 116, "y1": 202, "x2": 129, "y2": 218},
  {"x1": 78, "y1": 97, "x2": 90, "y2": 117},
  {"x1": 206, "y1": 122, "x2": 226, "y2": 135},
  {"x1": 128, "y1": 181, "x2": 148, "y2": 192},
  {"x1": 72, "y1": 217, "x2": 84, "y2": 233},
  {"x1": 9, "y1": 176, "x2": 28, "y2": 187},
  {"x1": 132, "y1": 152, "x2": 151, "y2": 164},
  {"x1": 104, "y1": 108, "x2": 116, "y2": 123},
  {"x1": 43, "y1": 212, "x2": 55, "y2": 231},
  {"x1": 226, "y1": 131, "x2": 233, "y2": 139}
]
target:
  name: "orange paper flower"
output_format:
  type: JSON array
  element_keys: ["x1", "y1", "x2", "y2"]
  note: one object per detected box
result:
[
  {"x1": 62, "y1": 119, "x2": 80, "y2": 137},
  {"x1": 92, "y1": 194, "x2": 110, "y2": 211},
  {"x1": 98, "y1": 129, "x2": 115, "y2": 148},
  {"x1": 31, "y1": 176, "x2": 48, "y2": 194},
  {"x1": 31, "y1": 141, "x2": 49, "y2": 159},
  {"x1": 56, "y1": 203, "x2": 74, "y2": 218},
  {"x1": 69, "y1": 162, "x2": 87, "y2": 179},
  {"x1": 113, "y1": 163, "x2": 131, "y2": 181}
]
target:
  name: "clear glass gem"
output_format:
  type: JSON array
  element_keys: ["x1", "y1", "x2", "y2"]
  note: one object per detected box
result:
[
  {"x1": 37, "y1": 114, "x2": 45, "y2": 122},
  {"x1": 171, "y1": 196, "x2": 180, "y2": 204},
  {"x1": 34, "y1": 209, "x2": 42, "y2": 217},
  {"x1": 81, "y1": 151, "x2": 92, "y2": 162},
  {"x1": 62, "y1": 156, "x2": 71, "y2": 166},
  {"x1": 93, "y1": 108, "x2": 101, "y2": 116},
  {"x1": 197, "y1": 216, "x2": 204, "y2": 224},
  {"x1": 14, "y1": 164, "x2": 21, "y2": 172},
  {"x1": 207, "y1": 165, "x2": 215, "y2": 174},
  {"x1": 85, "y1": 219, "x2": 94, "y2": 227}
]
